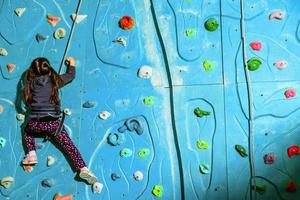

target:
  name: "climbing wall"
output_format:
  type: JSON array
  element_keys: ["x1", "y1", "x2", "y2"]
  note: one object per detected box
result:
[{"x1": 1, "y1": 0, "x2": 300, "y2": 200}]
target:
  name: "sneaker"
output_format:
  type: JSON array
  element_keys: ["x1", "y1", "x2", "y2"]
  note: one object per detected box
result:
[
  {"x1": 79, "y1": 167, "x2": 98, "y2": 185},
  {"x1": 22, "y1": 151, "x2": 38, "y2": 165}
]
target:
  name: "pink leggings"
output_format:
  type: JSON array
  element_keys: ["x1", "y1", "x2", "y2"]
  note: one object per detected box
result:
[{"x1": 24, "y1": 118, "x2": 86, "y2": 171}]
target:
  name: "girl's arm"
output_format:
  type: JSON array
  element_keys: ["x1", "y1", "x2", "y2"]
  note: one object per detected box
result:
[{"x1": 60, "y1": 57, "x2": 76, "y2": 85}]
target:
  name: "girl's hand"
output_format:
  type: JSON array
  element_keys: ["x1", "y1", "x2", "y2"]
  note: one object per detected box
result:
[{"x1": 65, "y1": 57, "x2": 76, "y2": 67}]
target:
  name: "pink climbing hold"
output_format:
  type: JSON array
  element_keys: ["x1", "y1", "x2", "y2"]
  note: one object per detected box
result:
[
  {"x1": 7, "y1": 64, "x2": 15, "y2": 73},
  {"x1": 250, "y1": 41, "x2": 262, "y2": 51},
  {"x1": 286, "y1": 181, "x2": 297, "y2": 192},
  {"x1": 273, "y1": 60, "x2": 288, "y2": 70},
  {"x1": 0, "y1": 105, "x2": 3, "y2": 113},
  {"x1": 284, "y1": 89, "x2": 296, "y2": 99},
  {"x1": 263, "y1": 152, "x2": 276, "y2": 164},
  {"x1": 53, "y1": 193, "x2": 72, "y2": 200},
  {"x1": 47, "y1": 13, "x2": 61, "y2": 26},
  {"x1": 287, "y1": 145, "x2": 299, "y2": 158},
  {"x1": 269, "y1": 11, "x2": 285, "y2": 20},
  {"x1": 22, "y1": 165, "x2": 33, "y2": 172}
]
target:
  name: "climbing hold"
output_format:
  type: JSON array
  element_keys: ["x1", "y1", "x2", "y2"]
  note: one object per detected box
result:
[
  {"x1": 185, "y1": 28, "x2": 197, "y2": 37},
  {"x1": 36, "y1": 33, "x2": 49, "y2": 43},
  {"x1": 54, "y1": 28, "x2": 66, "y2": 39},
  {"x1": 71, "y1": 13, "x2": 87, "y2": 24},
  {"x1": 199, "y1": 164, "x2": 210, "y2": 174},
  {"x1": 107, "y1": 132, "x2": 125, "y2": 146},
  {"x1": 138, "y1": 65, "x2": 153, "y2": 79},
  {"x1": 47, "y1": 155, "x2": 56, "y2": 167},
  {"x1": 205, "y1": 18, "x2": 219, "y2": 32},
  {"x1": 0, "y1": 137, "x2": 6, "y2": 148},
  {"x1": 235, "y1": 144, "x2": 248, "y2": 157},
  {"x1": 112, "y1": 37, "x2": 127, "y2": 46},
  {"x1": 0, "y1": 105, "x2": 3, "y2": 113},
  {"x1": 22, "y1": 165, "x2": 33, "y2": 172},
  {"x1": 111, "y1": 173, "x2": 121, "y2": 181},
  {"x1": 247, "y1": 57, "x2": 262, "y2": 71},
  {"x1": 194, "y1": 107, "x2": 211, "y2": 118},
  {"x1": 0, "y1": 176, "x2": 14, "y2": 189},
  {"x1": 47, "y1": 13, "x2": 61, "y2": 26},
  {"x1": 120, "y1": 148, "x2": 133, "y2": 158},
  {"x1": 197, "y1": 140, "x2": 209, "y2": 150},
  {"x1": 203, "y1": 60, "x2": 214, "y2": 72},
  {"x1": 250, "y1": 41, "x2": 262, "y2": 51},
  {"x1": 98, "y1": 111, "x2": 111, "y2": 120},
  {"x1": 16, "y1": 113, "x2": 25, "y2": 121},
  {"x1": 36, "y1": 142, "x2": 45, "y2": 149},
  {"x1": 63, "y1": 108, "x2": 72, "y2": 116},
  {"x1": 53, "y1": 193, "x2": 72, "y2": 200},
  {"x1": 287, "y1": 145, "x2": 299, "y2": 158},
  {"x1": 269, "y1": 11, "x2": 285, "y2": 20},
  {"x1": 7, "y1": 64, "x2": 15, "y2": 73},
  {"x1": 41, "y1": 178, "x2": 55, "y2": 187},
  {"x1": 143, "y1": 96, "x2": 154, "y2": 106},
  {"x1": 15, "y1": 8, "x2": 26, "y2": 17},
  {"x1": 125, "y1": 117, "x2": 144, "y2": 134},
  {"x1": 133, "y1": 171, "x2": 143, "y2": 181},
  {"x1": 92, "y1": 182, "x2": 103, "y2": 193},
  {"x1": 263, "y1": 152, "x2": 276, "y2": 164},
  {"x1": 82, "y1": 101, "x2": 96, "y2": 108},
  {"x1": 273, "y1": 60, "x2": 288, "y2": 70},
  {"x1": 119, "y1": 16, "x2": 135, "y2": 30},
  {"x1": 138, "y1": 148, "x2": 150, "y2": 158},
  {"x1": 0, "y1": 48, "x2": 8, "y2": 56},
  {"x1": 152, "y1": 185, "x2": 163, "y2": 198},
  {"x1": 286, "y1": 181, "x2": 297, "y2": 192},
  {"x1": 252, "y1": 184, "x2": 266, "y2": 194},
  {"x1": 284, "y1": 89, "x2": 296, "y2": 99}
]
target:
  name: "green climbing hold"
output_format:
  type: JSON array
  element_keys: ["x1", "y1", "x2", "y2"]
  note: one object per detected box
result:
[
  {"x1": 152, "y1": 185, "x2": 163, "y2": 198},
  {"x1": 54, "y1": 28, "x2": 66, "y2": 39},
  {"x1": 247, "y1": 57, "x2": 262, "y2": 71},
  {"x1": 185, "y1": 28, "x2": 197, "y2": 37},
  {"x1": 205, "y1": 18, "x2": 219, "y2": 32},
  {"x1": 194, "y1": 107, "x2": 211, "y2": 118},
  {"x1": 203, "y1": 60, "x2": 214, "y2": 72},
  {"x1": 138, "y1": 148, "x2": 150, "y2": 158},
  {"x1": 252, "y1": 184, "x2": 267, "y2": 194},
  {"x1": 235, "y1": 144, "x2": 248, "y2": 157},
  {"x1": 197, "y1": 140, "x2": 209, "y2": 150},
  {"x1": 143, "y1": 96, "x2": 154, "y2": 106},
  {"x1": 199, "y1": 164, "x2": 210, "y2": 174}
]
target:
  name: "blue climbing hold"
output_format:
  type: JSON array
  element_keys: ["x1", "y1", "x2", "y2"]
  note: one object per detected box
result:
[
  {"x1": 107, "y1": 133, "x2": 125, "y2": 146},
  {"x1": 111, "y1": 173, "x2": 121, "y2": 181},
  {"x1": 118, "y1": 117, "x2": 144, "y2": 135},
  {"x1": 36, "y1": 33, "x2": 49, "y2": 43},
  {"x1": 41, "y1": 178, "x2": 54, "y2": 187},
  {"x1": 82, "y1": 101, "x2": 97, "y2": 108}
]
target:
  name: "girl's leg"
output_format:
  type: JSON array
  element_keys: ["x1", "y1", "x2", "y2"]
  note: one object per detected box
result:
[{"x1": 23, "y1": 128, "x2": 36, "y2": 153}]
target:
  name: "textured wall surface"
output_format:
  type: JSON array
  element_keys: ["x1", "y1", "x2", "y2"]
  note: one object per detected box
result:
[{"x1": 0, "y1": 0, "x2": 300, "y2": 200}]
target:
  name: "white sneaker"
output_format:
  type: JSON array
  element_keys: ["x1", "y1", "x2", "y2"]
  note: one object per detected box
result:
[
  {"x1": 22, "y1": 151, "x2": 38, "y2": 165},
  {"x1": 79, "y1": 167, "x2": 98, "y2": 185}
]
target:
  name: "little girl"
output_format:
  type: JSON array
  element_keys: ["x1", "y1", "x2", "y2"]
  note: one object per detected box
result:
[{"x1": 22, "y1": 57, "x2": 97, "y2": 185}]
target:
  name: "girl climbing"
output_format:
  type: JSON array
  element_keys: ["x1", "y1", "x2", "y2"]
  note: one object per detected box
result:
[{"x1": 22, "y1": 57, "x2": 97, "y2": 185}]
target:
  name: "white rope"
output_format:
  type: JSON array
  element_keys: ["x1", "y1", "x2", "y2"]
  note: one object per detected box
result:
[{"x1": 240, "y1": 0, "x2": 256, "y2": 199}]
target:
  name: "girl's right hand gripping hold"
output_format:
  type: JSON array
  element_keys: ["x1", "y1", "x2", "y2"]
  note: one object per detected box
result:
[{"x1": 65, "y1": 57, "x2": 76, "y2": 67}]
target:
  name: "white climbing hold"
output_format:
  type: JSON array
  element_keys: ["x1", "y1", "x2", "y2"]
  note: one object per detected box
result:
[
  {"x1": 47, "y1": 155, "x2": 56, "y2": 167},
  {"x1": 16, "y1": 113, "x2": 25, "y2": 121},
  {"x1": 133, "y1": 171, "x2": 143, "y2": 181},
  {"x1": 269, "y1": 11, "x2": 285, "y2": 20},
  {"x1": 71, "y1": 14, "x2": 87, "y2": 24},
  {"x1": 112, "y1": 37, "x2": 127, "y2": 46},
  {"x1": 0, "y1": 48, "x2": 8, "y2": 56},
  {"x1": 63, "y1": 108, "x2": 72, "y2": 116},
  {"x1": 98, "y1": 111, "x2": 111, "y2": 120},
  {"x1": 15, "y1": 8, "x2": 26, "y2": 17},
  {"x1": 0, "y1": 176, "x2": 14, "y2": 189},
  {"x1": 273, "y1": 60, "x2": 288, "y2": 70},
  {"x1": 54, "y1": 28, "x2": 66, "y2": 39},
  {"x1": 92, "y1": 182, "x2": 103, "y2": 193},
  {"x1": 138, "y1": 65, "x2": 152, "y2": 79}
]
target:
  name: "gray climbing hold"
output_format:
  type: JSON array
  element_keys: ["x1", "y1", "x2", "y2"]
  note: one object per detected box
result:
[
  {"x1": 15, "y1": 8, "x2": 26, "y2": 17},
  {"x1": 0, "y1": 176, "x2": 14, "y2": 189},
  {"x1": 83, "y1": 101, "x2": 96, "y2": 108},
  {"x1": 138, "y1": 65, "x2": 152, "y2": 79},
  {"x1": 111, "y1": 173, "x2": 121, "y2": 181},
  {"x1": 112, "y1": 37, "x2": 127, "y2": 46},
  {"x1": 71, "y1": 13, "x2": 87, "y2": 24},
  {"x1": 36, "y1": 33, "x2": 49, "y2": 43},
  {"x1": 0, "y1": 48, "x2": 8, "y2": 56},
  {"x1": 54, "y1": 28, "x2": 66, "y2": 39},
  {"x1": 41, "y1": 178, "x2": 54, "y2": 187}
]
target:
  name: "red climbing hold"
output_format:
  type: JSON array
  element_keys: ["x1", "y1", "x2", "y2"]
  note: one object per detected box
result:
[
  {"x1": 7, "y1": 64, "x2": 15, "y2": 73},
  {"x1": 286, "y1": 181, "x2": 297, "y2": 192},
  {"x1": 119, "y1": 16, "x2": 135, "y2": 30},
  {"x1": 287, "y1": 145, "x2": 299, "y2": 158},
  {"x1": 250, "y1": 41, "x2": 262, "y2": 51},
  {"x1": 285, "y1": 89, "x2": 296, "y2": 99},
  {"x1": 47, "y1": 13, "x2": 61, "y2": 27},
  {"x1": 0, "y1": 105, "x2": 3, "y2": 113}
]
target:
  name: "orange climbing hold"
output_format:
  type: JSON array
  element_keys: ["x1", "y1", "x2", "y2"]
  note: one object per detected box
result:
[
  {"x1": 0, "y1": 105, "x2": 3, "y2": 113},
  {"x1": 53, "y1": 193, "x2": 72, "y2": 200},
  {"x1": 47, "y1": 14, "x2": 61, "y2": 26},
  {"x1": 7, "y1": 64, "x2": 15, "y2": 73},
  {"x1": 119, "y1": 16, "x2": 135, "y2": 30}
]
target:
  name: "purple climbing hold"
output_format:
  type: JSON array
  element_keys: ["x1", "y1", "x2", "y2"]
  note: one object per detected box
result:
[{"x1": 263, "y1": 152, "x2": 277, "y2": 164}]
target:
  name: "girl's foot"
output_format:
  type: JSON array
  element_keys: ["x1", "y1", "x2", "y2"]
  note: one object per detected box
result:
[
  {"x1": 22, "y1": 150, "x2": 38, "y2": 165},
  {"x1": 79, "y1": 167, "x2": 98, "y2": 184}
]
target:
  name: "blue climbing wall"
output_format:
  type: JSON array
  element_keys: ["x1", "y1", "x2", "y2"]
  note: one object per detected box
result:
[{"x1": 1, "y1": 0, "x2": 300, "y2": 199}]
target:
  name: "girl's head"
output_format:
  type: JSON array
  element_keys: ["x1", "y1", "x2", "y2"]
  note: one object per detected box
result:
[{"x1": 24, "y1": 57, "x2": 63, "y2": 107}]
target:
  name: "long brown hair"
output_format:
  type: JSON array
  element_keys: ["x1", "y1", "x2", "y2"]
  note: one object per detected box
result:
[{"x1": 24, "y1": 57, "x2": 63, "y2": 107}]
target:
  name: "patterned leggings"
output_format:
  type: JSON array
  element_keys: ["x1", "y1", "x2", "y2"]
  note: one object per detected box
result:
[{"x1": 24, "y1": 118, "x2": 86, "y2": 171}]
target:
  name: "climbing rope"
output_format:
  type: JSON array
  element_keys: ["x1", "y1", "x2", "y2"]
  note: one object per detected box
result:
[
  {"x1": 58, "y1": 0, "x2": 83, "y2": 74},
  {"x1": 240, "y1": 0, "x2": 257, "y2": 199}
]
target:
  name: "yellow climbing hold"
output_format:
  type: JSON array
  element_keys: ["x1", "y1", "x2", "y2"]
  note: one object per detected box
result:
[{"x1": 197, "y1": 140, "x2": 209, "y2": 150}]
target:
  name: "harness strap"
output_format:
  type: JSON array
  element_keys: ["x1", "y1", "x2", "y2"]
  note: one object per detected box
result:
[{"x1": 42, "y1": 111, "x2": 66, "y2": 143}]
